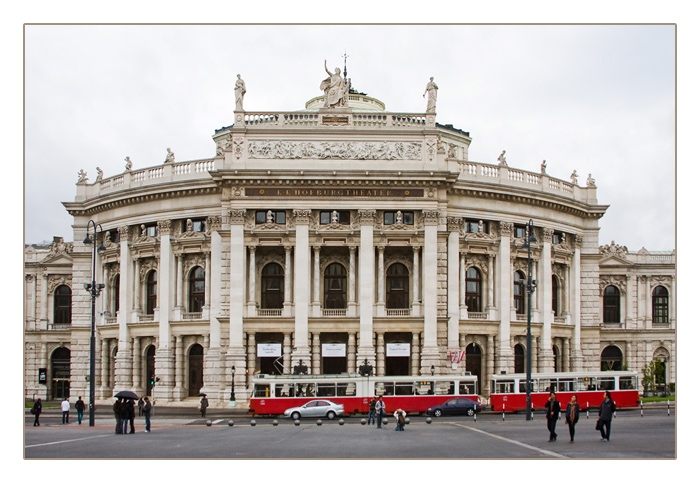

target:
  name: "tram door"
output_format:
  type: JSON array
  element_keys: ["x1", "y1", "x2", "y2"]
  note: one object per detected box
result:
[
  {"x1": 188, "y1": 344, "x2": 204, "y2": 397},
  {"x1": 51, "y1": 347, "x2": 70, "y2": 400}
]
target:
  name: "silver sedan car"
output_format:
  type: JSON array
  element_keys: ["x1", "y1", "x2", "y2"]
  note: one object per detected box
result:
[{"x1": 283, "y1": 399, "x2": 345, "y2": 420}]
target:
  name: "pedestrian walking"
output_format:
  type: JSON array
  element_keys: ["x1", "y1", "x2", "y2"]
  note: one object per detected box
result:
[
  {"x1": 565, "y1": 394, "x2": 580, "y2": 442},
  {"x1": 75, "y1": 396, "x2": 85, "y2": 425},
  {"x1": 120, "y1": 398, "x2": 130, "y2": 434},
  {"x1": 127, "y1": 398, "x2": 136, "y2": 433},
  {"x1": 138, "y1": 397, "x2": 144, "y2": 417},
  {"x1": 597, "y1": 391, "x2": 616, "y2": 441},
  {"x1": 394, "y1": 408, "x2": 406, "y2": 431},
  {"x1": 143, "y1": 396, "x2": 152, "y2": 432},
  {"x1": 31, "y1": 398, "x2": 42, "y2": 426},
  {"x1": 200, "y1": 395, "x2": 209, "y2": 418},
  {"x1": 367, "y1": 397, "x2": 376, "y2": 426},
  {"x1": 61, "y1": 398, "x2": 70, "y2": 424},
  {"x1": 113, "y1": 398, "x2": 122, "y2": 434},
  {"x1": 375, "y1": 395, "x2": 386, "y2": 429},
  {"x1": 544, "y1": 391, "x2": 561, "y2": 442}
]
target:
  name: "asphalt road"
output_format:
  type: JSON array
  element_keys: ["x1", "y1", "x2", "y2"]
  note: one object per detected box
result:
[{"x1": 25, "y1": 410, "x2": 675, "y2": 459}]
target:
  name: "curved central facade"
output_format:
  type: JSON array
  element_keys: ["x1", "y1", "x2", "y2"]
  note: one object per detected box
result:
[{"x1": 24, "y1": 76, "x2": 676, "y2": 406}]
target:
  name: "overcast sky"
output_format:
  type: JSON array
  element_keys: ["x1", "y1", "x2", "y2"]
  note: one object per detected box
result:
[{"x1": 24, "y1": 24, "x2": 675, "y2": 250}]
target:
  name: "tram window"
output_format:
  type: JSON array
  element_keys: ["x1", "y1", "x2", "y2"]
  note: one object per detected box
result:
[
  {"x1": 519, "y1": 381, "x2": 528, "y2": 393},
  {"x1": 305, "y1": 384, "x2": 316, "y2": 397},
  {"x1": 435, "y1": 382, "x2": 452, "y2": 395},
  {"x1": 253, "y1": 384, "x2": 270, "y2": 397},
  {"x1": 619, "y1": 377, "x2": 636, "y2": 390},
  {"x1": 537, "y1": 380, "x2": 552, "y2": 393},
  {"x1": 395, "y1": 383, "x2": 413, "y2": 396},
  {"x1": 383, "y1": 383, "x2": 395, "y2": 396},
  {"x1": 557, "y1": 379, "x2": 574, "y2": 392},
  {"x1": 494, "y1": 381, "x2": 514, "y2": 393},
  {"x1": 459, "y1": 382, "x2": 475, "y2": 395},
  {"x1": 375, "y1": 383, "x2": 386, "y2": 396},
  {"x1": 317, "y1": 383, "x2": 336, "y2": 397},
  {"x1": 599, "y1": 378, "x2": 615, "y2": 391}
]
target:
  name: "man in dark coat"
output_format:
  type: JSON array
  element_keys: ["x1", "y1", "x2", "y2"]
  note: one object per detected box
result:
[
  {"x1": 75, "y1": 396, "x2": 85, "y2": 425},
  {"x1": 113, "y1": 398, "x2": 122, "y2": 434},
  {"x1": 32, "y1": 398, "x2": 42, "y2": 426},
  {"x1": 127, "y1": 398, "x2": 136, "y2": 433},
  {"x1": 120, "y1": 398, "x2": 130, "y2": 434},
  {"x1": 545, "y1": 391, "x2": 561, "y2": 442},
  {"x1": 598, "y1": 391, "x2": 616, "y2": 441}
]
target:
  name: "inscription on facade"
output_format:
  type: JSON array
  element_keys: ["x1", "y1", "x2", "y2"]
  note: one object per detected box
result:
[{"x1": 247, "y1": 187, "x2": 424, "y2": 198}]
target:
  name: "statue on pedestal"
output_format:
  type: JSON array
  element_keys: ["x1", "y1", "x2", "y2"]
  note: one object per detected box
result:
[
  {"x1": 320, "y1": 60, "x2": 348, "y2": 108},
  {"x1": 234, "y1": 74, "x2": 246, "y2": 111},
  {"x1": 423, "y1": 76, "x2": 438, "y2": 113}
]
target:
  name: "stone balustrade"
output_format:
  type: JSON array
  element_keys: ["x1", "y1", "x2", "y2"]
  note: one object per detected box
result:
[{"x1": 238, "y1": 111, "x2": 430, "y2": 129}]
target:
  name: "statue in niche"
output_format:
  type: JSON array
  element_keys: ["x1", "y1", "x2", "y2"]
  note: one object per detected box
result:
[
  {"x1": 164, "y1": 148, "x2": 175, "y2": 163},
  {"x1": 423, "y1": 76, "x2": 438, "y2": 113},
  {"x1": 124, "y1": 156, "x2": 132, "y2": 171},
  {"x1": 478, "y1": 220, "x2": 484, "y2": 234},
  {"x1": 95, "y1": 167, "x2": 103, "y2": 182},
  {"x1": 497, "y1": 150, "x2": 508, "y2": 166},
  {"x1": 320, "y1": 60, "x2": 348, "y2": 108},
  {"x1": 234, "y1": 74, "x2": 246, "y2": 111}
]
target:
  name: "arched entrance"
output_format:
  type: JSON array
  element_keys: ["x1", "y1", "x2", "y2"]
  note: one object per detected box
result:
[
  {"x1": 188, "y1": 344, "x2": 204, "y2": 397},
  {"x1": 601, "y1": 345, "x2": 623, "y2": 371},
  {"x1": 465, "y1": 343, "x2": 482, "y2": 393},
  {"x1": 145, "y1": 345, "x2": 156, "y2": 396},
  {"x1": 514, "y1": 344, "x2": 525, "y2": 373},
  {"x1": 51, "y1": 347, "x2": 70, "y2": 400}
]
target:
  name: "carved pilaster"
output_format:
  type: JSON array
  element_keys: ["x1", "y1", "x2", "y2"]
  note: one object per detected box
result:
[
  {"x1": 157, "y1": 219, "x2": 172, "y2": 236},
  {"x1": 499, "y1": 221, "x2": 514, "y2": 238},
  {"x1": 206, "y1": 215, "x2": 222, "y2": 233},
  {"x1": 446, "y1": 216, "x2": 462, "y2": 232},
  {"x1": 357, "y1": 209, "x2": 376, "y2": 225},
  {"x1": 292, "y1": 209, "x2": 312, "y2": 224},
  {"x1": 229, "y1": 209, "x2": 246, "y2": 225},
  {"x1": 542, "y1": 227, "x2": 554, "y2": 244},
  {"x1": 423, "y1": 210, "x2": 440, "y2": 226}
]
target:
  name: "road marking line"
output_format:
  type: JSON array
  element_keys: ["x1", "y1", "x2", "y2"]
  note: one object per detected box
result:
[
  {"x1": 448, "y1": 422, "x2": 568, "y2": 458},
  {"x1": 213, "y1": 419, "x2": 224, "y2": 424},
  {"x1": 25, "y1": 434, "x2": 112, "y2": 449}
]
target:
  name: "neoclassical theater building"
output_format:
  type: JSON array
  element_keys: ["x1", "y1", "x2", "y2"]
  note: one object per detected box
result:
[{"x1": 24, "y1": 66, "x2": 676, "y2": 405}]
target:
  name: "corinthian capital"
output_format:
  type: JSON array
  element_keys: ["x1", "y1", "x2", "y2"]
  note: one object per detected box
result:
[{"x1": 357, "y1": 209, "x2": 376, "y2": 225}]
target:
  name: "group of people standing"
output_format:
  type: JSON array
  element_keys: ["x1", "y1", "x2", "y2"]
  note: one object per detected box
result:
[
  {"x1": 367, "y1": 396, "x2": 406, "y2": 431},
  {"x1": 114, "y1": 396, "x2": 151, "y2": 433},
  {"x1": 545, "y1": 390, "x2": 616, "y2": 443}
]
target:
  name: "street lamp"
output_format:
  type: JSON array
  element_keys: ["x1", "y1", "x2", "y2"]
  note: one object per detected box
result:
[
  {"x1": 522, "y1": 219, "x2": 538, "y2": 421},
  {"x1": 83, "y1": 220, "x2": 106, "y2": 427},
  {"x1": 230, "y1": 366, "x2": 236, "y2": 401}
]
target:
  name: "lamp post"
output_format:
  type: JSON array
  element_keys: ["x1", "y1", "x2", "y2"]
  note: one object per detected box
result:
[
  {"x1": 83, "y1": 220, "x2": 106, "y2": 427},
  {"x1": 230, "y1": 366, "x2": 236, "y2": 401},
  {"x1": 522, "y1": 219, "x2": 538, "y2": 421}
]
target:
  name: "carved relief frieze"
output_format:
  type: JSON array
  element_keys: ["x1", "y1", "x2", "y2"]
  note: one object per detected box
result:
[
  {"x1": 599, "y1": 240, "x2": 628, "y2": 258},
  {"x1": 464, "y1": 254, "x2": 489, "y2": 275},
  {"x1": 139, "y1": 258, "x2": 159, "y2": 282},
  {"x1": 233, "y1": 137, "x2": 245, "y2": 160},
  {"x1": 215, "y1": 132, "x2": 233, "y2": 156},
  {"x1": 599, "y1": 275, "x2": 627, "y2": 295},
  {"x1": 247, "y1": 140, "x2": 422, "y2": 160},
  {"x1": 47, "y1": 275, "x2": 72, "y2": 293}
]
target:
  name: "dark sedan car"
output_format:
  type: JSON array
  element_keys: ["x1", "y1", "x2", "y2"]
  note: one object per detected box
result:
[{"x1": 426, "y1": 398, "x2": 482, "y2": 417}]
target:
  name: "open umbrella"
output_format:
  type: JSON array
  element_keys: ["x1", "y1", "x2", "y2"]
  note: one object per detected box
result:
[{"x1": 115, "y1": 390, "x2": 139, "y2": 399}]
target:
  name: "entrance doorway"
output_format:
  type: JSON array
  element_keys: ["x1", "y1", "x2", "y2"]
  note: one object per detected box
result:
[
  {"x1": 384, "y1": 334, "x2": 412, "y2": 376},
  {"x1": 385, "y1": 356, "x2": 410, "y2": 376},
  {"x1": 188, "y1": 344, "x2": 204, "y2": 397},
  {"x1": 465, "y1": 343, "x2": 482, "y2": 393},
  {"x1": 51, "y1": 347, "x2": 70, "y2": 400},
  {"x1": 145, "y1": 345, "x2": 155, "y2": 396}
]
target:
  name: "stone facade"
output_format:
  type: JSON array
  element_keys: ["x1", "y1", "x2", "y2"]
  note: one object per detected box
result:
[{"x1": 24, "y1": 72, "x2": 676, "y2": 406}]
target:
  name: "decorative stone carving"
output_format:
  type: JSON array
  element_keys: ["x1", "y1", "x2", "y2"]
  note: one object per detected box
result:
[
  {"x1": 229, "y1": 209, "x2": 246, "y2": 224},
  {"x1": 499, "y1": 222, "x2": 514, "y2": 237},
  {"x1": 292, "y1": 209, "x2": 312, "y2": 224},
  {"x1": 117, "y1": 226, "x2": 130, "y2": 242},
  {"x1": 447, "y1": 217, "x2": 462, "y2": 232},
  {"x1": 422, "y1": 210, "x2": 440, "y2": 226},
  {"x1": 183, "y1": 254, "x2": 206, "y2": 275},
  {"x1": 586, "y1": 173, "x2": 596, "y2": 187},
  {"x1": 541, "y1": 160, "x2": 547, "y2": 175},
  {"x1": 139, "y1": 258, "x2": 158, "y2": 282},
  {"x1": 599, "y1": 275, "x2": 627, "y2": 295},
  {"x1": 357, "y1": 209, "x2": 376, "y2": 225},
  {"x1": 497, "y1": 150, "x2": 507, "y2": 167},
  {"x1": 247, "y1": 140, "x2": 421, "y2": 160},
  {"x1": 465, "y1": 254, "x2": 489, "y2": 275},
  {"x1": 47, "y1": 275, "x2": 72, "y2": 293},
  {"x1": 206, "y1": 215, "x2": 222, "y2": 233},
  {"x1": 46, "y1": 237, "x2": 73, "y2": 259},
  {"x1": 216, "y1": 133, "x2": 232, "y2": 156},
  {"x1": 570, "y1": 170, "x2": 579, "y2": 186},
  {"x1": 599, "y1": 240, "x2": 628, "y2": 258},
  {"x1": 234, "y1": 74, "x2": 246, "y2": 111},
  {"x1": 233, "y1": 137, "x2": 245, "y2": 160},
  {"x1": 423, "y1": 77, "x2": 438, "y2": 113},
  {"x1": 542, "y1": 228, "x2": 554, "y2": 244},
  {"x1": 77, "y1": 169, "x2": 88, "y2": 184},
  {"x1": 95, "y1": 167, "x2": 103, "y2": 182},
  {"x1": 320, "y1": 60, "x2": 348, "y2": 108},
  {"x1": 124, "y1": 156, "x2": 132, "y2": 171},
  {"x1": 156, "y1": 220, "x2": 172, "y2": 236},
  {"x1": 164, "y1": 148, "x2": 175, "y2": 164}
]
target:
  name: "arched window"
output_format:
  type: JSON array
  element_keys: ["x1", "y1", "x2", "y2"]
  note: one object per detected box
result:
[
  {"x1": 146, "y1": 270, "x2": 157, "y2": 315},
  {"x1": 601, "y1": 345, "x2": 623, "y2": 371},
  {"x1": 652, "y1": 286, "x2": 669, "y2": 324},
  {"x1": 603, "y1": 285, "x2": 620, "y2": 323},
  {"x1": 552, "y1": 275, "x2": 560, "y2": 316},
  {"x1": 513, "y1": 271, "x2": 526, "y2": 315},
  {"x1": 324, "y1": 263, "x2": 347, "y2": 309},
  {"x1": 189, "y1": 266, "x2": 205, "y2": 313},
  {"x1": 386, "y1": 263, "x2": 409, "y2": 309},
  {"x1": 514, "y1": 344, "x2": 525, "y2": 373},
  {"x1": 261, "y1": 263, "x2": 284, "y2": 309},
  {"x1": 465, "y1": 267, "x2": 482, "y2": 312},
  {"x1": 53, "y1": 285, "x2": 72, "y2": 325}
]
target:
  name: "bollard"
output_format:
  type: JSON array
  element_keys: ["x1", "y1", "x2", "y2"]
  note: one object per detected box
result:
[
  {"x1": 473, "y1": 412, "x2": 477, "y2": 422},
  {"x1": 250, "y1": 419, "x2": 257, "y2": 426},
  {"x1": 382, "y1": 418, "x2": 388, "y2": 426},
  {"x1": 272, "y1": 420, "x2": 278, "y2": 426},
  {"x1": 338, "y1": 419, "x2": 344, "y2": 426},
  {"x1": 641, "y1": 400, "x2": 644, "y2": 417},
  {"x1": 531, "y1": 403, "x2": 534, "y2": 421},
  {"x1": 405, "y1": 417, "x2": 410, "y2": 425},
  {"x1": 206, "y1": 420, "x2": 212, "y2": 427},
  {"x1": 294, "y1": 419, "x2": 300, "y2": 426},
  {"x1": 426, "y1": 417, "x2": 432, "y2": 424},
  {"x1": 360, "y1": 418, "x2": 367, "y2": 425},
  {"x1": 228, "y1": 419, "x2": 234, "y2": 426},
  {"x1": 316, "y1": 419, "x2": 323, "y2": 426},
  {"x1": 586, "y1": 404, "x2": 589, "y2": 419},
  {"x1": 668, "y1": 400, "x2": 670, "y2": 416},
  {"x1": 502, "y1": 404, "x2": 505, "y2": 422}
]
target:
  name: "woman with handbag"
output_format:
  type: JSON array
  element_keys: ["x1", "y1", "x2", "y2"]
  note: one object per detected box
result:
[
  {"x1": 565, "y1": 395, "x2": 580, "y2": 442},
  {"x1": 375, "y1": 395, "x2": 385, "y2": 429}
]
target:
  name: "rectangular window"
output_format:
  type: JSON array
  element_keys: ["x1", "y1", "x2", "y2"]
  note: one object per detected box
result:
[
  {"x1": 384, "y1": 211, "x2": 414, "y2": 225},
  {"x1": 465, "y1": 219, "x2": 488, "y2": 234},
  {"x1": 256, "y1": 211, "x2": 286, "y2": 224},
  {"x1": 253, "y1": 384, "x2": 270, "y2": 398},
  {"x1": 514, "y1": 224, "x2": 527, "y2": 239},
  {"x1": 320, "y1": 210, "x2": 350, "y2": 225}
]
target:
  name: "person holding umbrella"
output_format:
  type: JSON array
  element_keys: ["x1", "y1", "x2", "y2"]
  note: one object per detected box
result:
[{"x1": 200, "y1": 394, "x2": 209, "y2": 418}]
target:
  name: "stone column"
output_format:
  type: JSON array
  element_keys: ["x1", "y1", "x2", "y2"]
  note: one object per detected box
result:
[
  {"x1": 376, "y1": 246, "x2": 385, "y2": 315},
  {"x1": 539, "y1": 228, "x2": 554, "y2": 372},
  {"x1": 421, "y1": 210, "x2": 440, "y2": 371},
  {"x1": 173, "y1": 336, "x2": 184, "y2": 399},
  {"x1": 227, "y1": 209, "x2": 248, "y2": 403},
  {"x1": 376, "y1": 332, "x2": 385, "y2": 376},
  {"x1": 411, "y1": 332, "x2": 420, "y2": 376},
  {"x1": 487, "y1": 254, "x2": 497, "y2": 315},
  {"x1": 496, "y1": 222, "x2": 514, "y2": 374},
  {"x1": 40, "y1": 272, "x2": 48, "y2": 329},
  {"x1": 563, "y1": 338, "x2": 570, "y2": 372},
  {"x1": 570, "y1": 235, "x2": 583, "y2": 371},
  {"x1": 626, "y1": 274, "x2": 636, "y2": 329},
  {"x1": 447, "y1": 218, "x2": 461, "y2": 352},
  {"x1": 283, "y1": 332, "x2": 292, "y2": 373},
  {"x1": 248, "y1": 245, "x2": 257, "y2": 313},
  {"x1": 312, "y1": 246, "x2": 321, "y2": 316},
  {"x1": 459, "y1": 253, "x2": 467, "y2": 319},
  {"x1": 283, "y1": 245, "x2": 292, "y2": 316},
  {"x1": 292, "y1": 209, "x2": 312, "y2": 365},
  {"x1": 154, "y1": 220, "x2": 175, "y2": 400},
  {"x1": 132, "y1": 337, "x2": 141, "y2": 391},
  {"x1": 312, "y1": 332, "x2": 321, "y2": 374},
  {"x1": 357, "y1": 210, "x2": 376, "y2": 365},
  {"x1": 347, "y1": 332, "x2": 357, "y2": 374},
  {"x1": 115, "y1": 226, "x2": 133, "y2": 391},
  {"x1": 100, "y1": 337, "x2": 110, "y2": 396},
  {"x1": 644, "y1": 275, "x2": 651, "y2": 329},
  {"x1": 485, "y1": 335, "x2": 495, "y2": 397},
  {"x1": 132, "y1": 258, "x2": 141, "y2": 322},
  {"x1": 412, "y1": 246, "x2": 421, "y2": 316},
  {"x1": 203, "y1": 218, "x2": 223, "y2": 398},
  {"x1": 348, "y1": 246, "x2": 357, "y2": 316}
]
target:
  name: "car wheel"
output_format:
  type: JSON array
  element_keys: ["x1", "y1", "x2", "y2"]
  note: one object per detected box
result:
[
  {"x1": 466, "y1": 408, "x2": 475, "y2": 416},
  {"x1": 433, "y1": 409, "x2": 443, "y2": 417},
  {"x1": 291, "y1": 411, "x2": 301, "y2": 420},
  {"x1": 327, "y1": 411, "x2": 336, "y2": 420}
]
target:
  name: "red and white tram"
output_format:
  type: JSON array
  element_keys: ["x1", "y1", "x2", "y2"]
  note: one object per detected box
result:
[
  {"x1": 249, "y1": 373, "x2": 479, "y2": 416},
  {"x1": 489, "y1": 371, "x2": 640, "y2": 412}
]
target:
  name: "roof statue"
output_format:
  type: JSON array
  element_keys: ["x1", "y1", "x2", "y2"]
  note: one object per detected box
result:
[
  {"x1": 497, "y1": 150, "x2": 508, "y2": 166},
  {"x1": 320, "y1": 60, "x2": 349, "y2": 108},
  {"x1": 423, "y1": 76, "x2": 438, "y2": 113},
  {"x1": 234, "y1": 74, "x2": 246, "y2": 111},
  {"x1": 164, "y1": 147, "x2": 175, "y2": 164}
]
